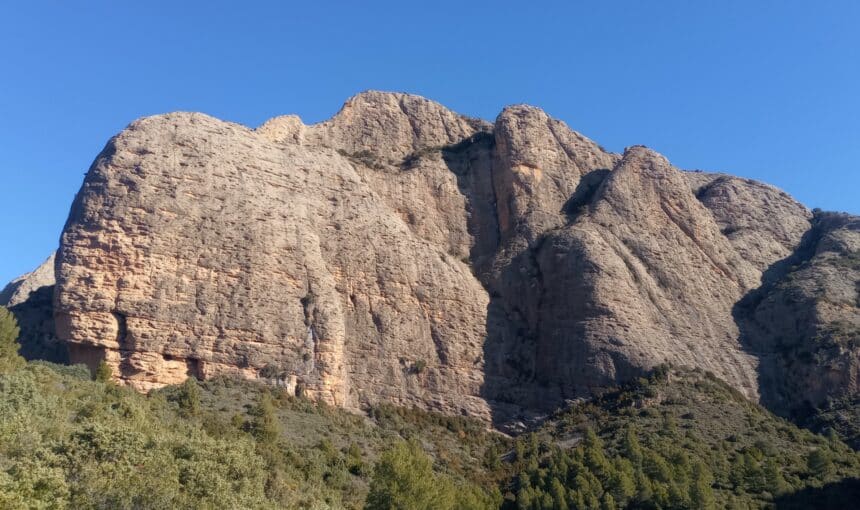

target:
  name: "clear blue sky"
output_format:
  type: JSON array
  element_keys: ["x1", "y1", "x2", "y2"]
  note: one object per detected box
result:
[{"x1": 1, "y1": 1, "x2": 858, "y2": 285}]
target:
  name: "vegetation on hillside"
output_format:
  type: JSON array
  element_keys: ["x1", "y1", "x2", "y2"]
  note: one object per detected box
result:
[
  {"x1": 1, "y1": 306, "x2": 860, "y2": 509},
  {"x1": 507, "y1": 365, "x2": 860, "y2": 509},
  {"x1": 0, "y1": 306, "x2": 506, "y2": 509}
]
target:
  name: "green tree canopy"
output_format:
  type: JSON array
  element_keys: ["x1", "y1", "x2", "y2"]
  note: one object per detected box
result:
[
  {"x1": 364, "y1": 440, "x2": 497, "y2": 510},
  {"x1": 0, "y1": 307, "x2": 22, "y2": 371}
]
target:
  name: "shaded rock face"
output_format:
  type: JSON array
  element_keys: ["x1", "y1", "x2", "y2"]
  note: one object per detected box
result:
[
  {"x1": 736, "y1": 212, "x2": 860, "y2": 420},
  {"x1": 49, "y1": 91, "x2": 857, "y2": 425},
  {"x1": 0, "y1": 254, "x2": 67, "y2": 362}
]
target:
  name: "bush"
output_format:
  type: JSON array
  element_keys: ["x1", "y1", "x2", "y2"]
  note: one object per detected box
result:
[
  {"x1": 94, "y1": 360, "x2": 112, "y2": 383},
  {"x1": 164, "y1": 377, "x2": 201, "y2": 417}
]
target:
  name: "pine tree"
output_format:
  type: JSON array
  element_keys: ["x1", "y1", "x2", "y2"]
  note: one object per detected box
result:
[
  {"x1": 517, "y1": 473, "x2": 534, "y2": 510},
  {"x1": 601, "y1": 492, "x2": 617, "y2": 510},
  {"x1": 634, "y1": 467, "x2": 654, "y2": 504},
  {"x1": 763, "y1": 458, "x2": 789, "y2": 497},
  {"x1": 743, "y1": 452, "x2": 765, "y2": 493},
  {"x1": 622, "y1": 426, "x2": 643, "y2": 465},
  {"x1": 550, "y1": 477, "x2": 569, "y2": 510},
  {"x1": 584, "y1": 429, "x2": 612, "y2": 479},
  {"x1": 609, "y1": 457, "x2": 636, "y2": 506},
  {"x1": 175, "y1": 377, "x2": 201, "y2": 417},
  {"x1": 729, "y1": 454, "x2": 746, "y2": 490},
  {"x1": 365, "y1": 441, "x2": 457, "y2": 510},
  {"x1": 807, "y1": 449, "x2": 834, "y2": 479},
  {"x1": 0, "y1": 307, "x2": 23, "y2": 371},
  {"x1": 249, "y1": 393, "x2": 280, "y2": 445},
  {"x1": 689, "y1": 462, "x2": 716, "y2": 510},
  {"x1": 516, "y1": 484, "x2": 533, "y2": 510}
]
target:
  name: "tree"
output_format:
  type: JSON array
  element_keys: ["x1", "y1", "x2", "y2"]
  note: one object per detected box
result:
[
  {"x1": 763, "y1": 458, "x2": 789, "y2": 497},
  {"x1": 601, "y1": 492, "x2": 617, "y2": 510},
  {"x1": 609, "y1": 457, "x2": 636, "y2": 506},
  {"x1": 807, "y1": 449, "x2": 834, "y2": 479},
  {"x1": 622, "y1": 427, "x2": 643, "y2": 465},
  {"x1": 347, "y1": 442, "x2": 368, "y2": 476},
  {"x1": 550, "y1": 477, "x2": 569, "y2": 510},
  {"x1": 742, "y1": 452, "x2": 765, "y2": 493},
  {"x1": 729, "y1": 454, "x2": 746, "y2": 489},
  {"x1": 689, "y1": 462, "x2": 716, "y2": 510},
  {"x1": 364, "y1": 440, "x2": 455, "y2": 510},
  {"x1": 584, "y1": 429, "x2": 612, "y2": 479},
  {"x1": 516, "y1": 481, "x2": 534, "y2": 510},
  {"x1": 172, "y1": 377, "x2": 201, "y2": 417},
  {"x1": 0, "y1": 307, "x2": 22, "y2": 371},
  {"x1": 248, "y1": 393, "x2": 280, "y2": 445},
  {"x1": 94, "y1": 360, "x2": 113, "y2": 383}
]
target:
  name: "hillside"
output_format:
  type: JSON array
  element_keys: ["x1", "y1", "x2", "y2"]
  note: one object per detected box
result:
[{"x1": 2, "y1": 321, "x2": 859, "y2": 509}]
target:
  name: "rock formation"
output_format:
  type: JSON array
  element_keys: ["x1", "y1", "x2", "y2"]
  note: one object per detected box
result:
[
  {"x1": 4, "y1": 90, "x2": 852, "y2": 426},
  {"x1": 0, "y1": 254, "x2": 66, "y2": 362},
  {"x1": 737, "y1": 212, "x2": 860, "y2": 418}
]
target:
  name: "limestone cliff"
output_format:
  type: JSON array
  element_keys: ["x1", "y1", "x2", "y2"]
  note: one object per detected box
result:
[{"x1": 19, "y1": 91, "x2": 853, "y2": 425}]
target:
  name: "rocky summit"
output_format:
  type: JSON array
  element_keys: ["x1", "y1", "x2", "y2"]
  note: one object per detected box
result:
[{"x1": 5, "y1": 91, "x2": 858, "y2": 426}]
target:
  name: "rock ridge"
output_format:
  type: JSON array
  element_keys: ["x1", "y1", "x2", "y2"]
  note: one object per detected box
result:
[{"x1": 2, "y1": 90, "x2": 850, "y2": 427}]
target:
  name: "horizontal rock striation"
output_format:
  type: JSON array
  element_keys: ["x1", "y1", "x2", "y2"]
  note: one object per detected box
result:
[{"x1": 43, "y1": 91, "x2": 857, "y2": 425}]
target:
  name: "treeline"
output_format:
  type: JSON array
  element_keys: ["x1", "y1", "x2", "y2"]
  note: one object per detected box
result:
[
  {"x1": 512, "y1": 428, "x2": 717, "y2": 509},
  {"x1": 0, "y1": 306, "x2": 503, "y2": 509},
  {"x1": 2, "y1": 307, "x2": 860, "y2": 509}
]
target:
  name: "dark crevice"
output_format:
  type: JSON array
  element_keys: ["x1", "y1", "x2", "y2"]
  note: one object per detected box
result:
[
  {"x1": 112, "y1": 311, "x2": 128, "y2": 346},
  {"x1": 396, "y1": 97, "x2": 421, "y2": 152},
  {"x1": 693, "y1": 175, "x2": 730, "y2": 201},
  {"x1": 440, "y1": 130, "x2": 499, "y2": 274},
  {"x1": 562, "y1": 169, "x2": 611, "y2": 222},
  {"x1": 300, "y1": 294, "x2": 314, "y2": 327},
  {"x1": 430, "y1": 327, "x2": 449, "y2": 365}
]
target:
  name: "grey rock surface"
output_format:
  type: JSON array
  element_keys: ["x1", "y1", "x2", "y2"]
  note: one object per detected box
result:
[
  {"x1": 737, "y1": 212, "x2": 860, "y2": 418},
  {"x1": 0, "y1": 254, "x2": 66, "y2": 362},
  {"x1": 1, "y1": 253, "x2": 55, "y2": 307}
]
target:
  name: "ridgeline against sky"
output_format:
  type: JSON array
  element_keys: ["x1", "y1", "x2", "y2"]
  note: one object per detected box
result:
[{"x1": 1, "y1": 0, "x2": 859, "y2": 284}]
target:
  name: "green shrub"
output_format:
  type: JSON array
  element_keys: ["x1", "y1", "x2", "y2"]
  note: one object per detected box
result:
[
  {"x1": 164, "y1": 377, "x2": 201, "y2": 417},
  {"x1": 93, "y1": 360, "x2": 112, "y2": 383}
]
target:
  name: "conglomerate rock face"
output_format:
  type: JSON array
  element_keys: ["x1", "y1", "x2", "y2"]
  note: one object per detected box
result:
[{"x1": 43, "y1": 91, "x2": 857, "y2": 424}]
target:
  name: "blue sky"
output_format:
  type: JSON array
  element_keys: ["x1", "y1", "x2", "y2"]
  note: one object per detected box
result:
[{"x1": 1, "y1": 1, "x2": 858, "y2": 284}]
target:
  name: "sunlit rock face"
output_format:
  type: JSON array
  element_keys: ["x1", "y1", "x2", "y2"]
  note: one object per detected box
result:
[{"x1": 50, "y1": 91, "x2": 857, "y2": 425}]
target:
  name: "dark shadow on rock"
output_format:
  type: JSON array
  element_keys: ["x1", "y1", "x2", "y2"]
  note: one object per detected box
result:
[
  {"x1": 774, "y1": 478, "x2": 860, "y2": 509},
  {"x1": 732, "y1": 212, "x2": 860, "y2": 434},
  {"x1": 441, "y1": 134, "x2": 618, "y2": 429},
  {"x1": 440, "y1": 132, "x2": 549, "y2": 429},
  {"x1": 440, "y1": 132, "x2": 521, "y2": 426},
  {"x1": 733, "y1": 220, "x2": 822, "y2": 419},
  {"x1": 440, "y1": 131, "x2": 500, "y2": 273},
  {"x1": 562, "y1": 169, "x2": 610, "y2": 222},
  {"x1": 7, "y1": 285, "x2": 69, "y2": 363}
]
